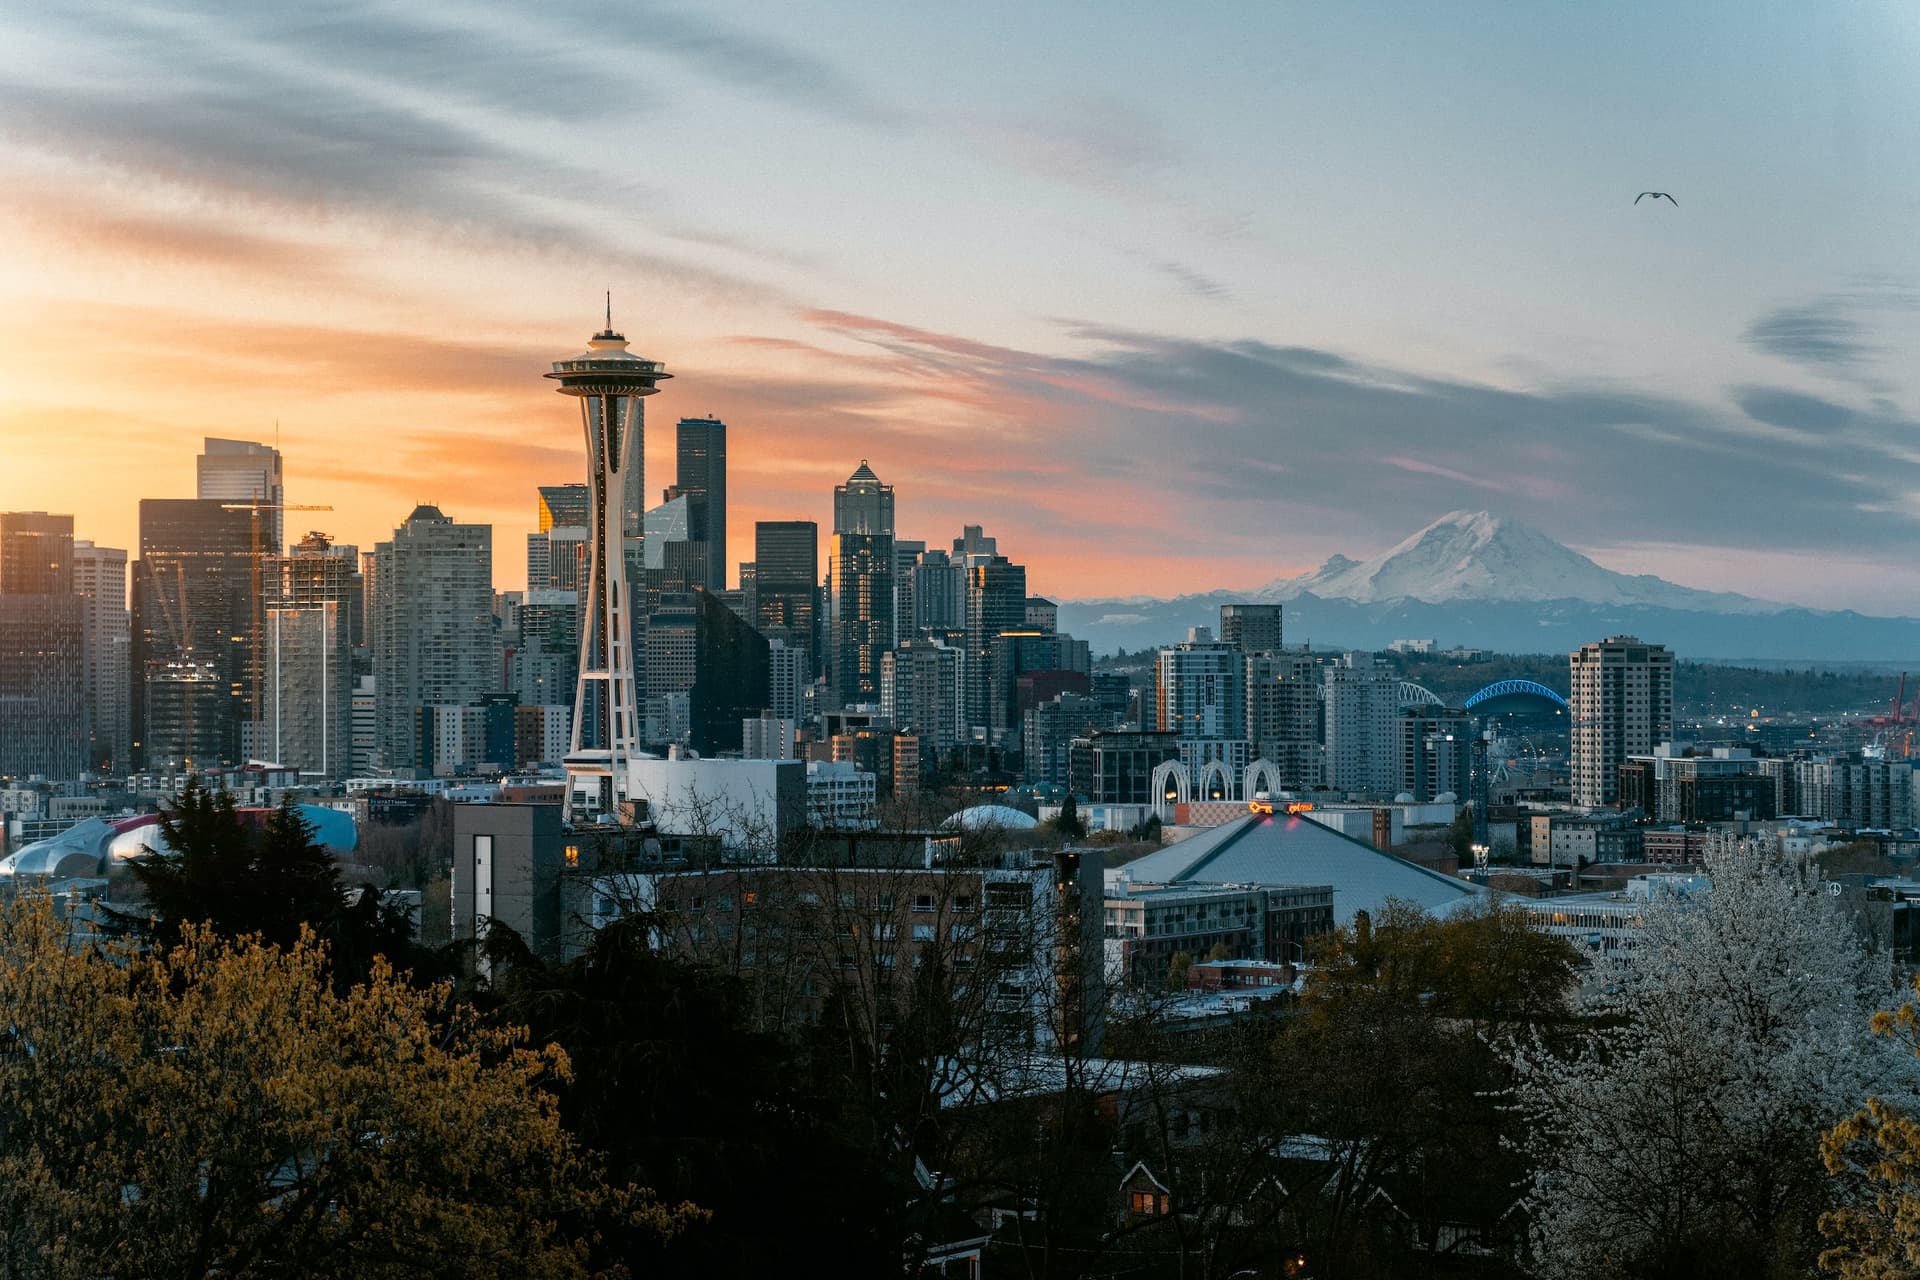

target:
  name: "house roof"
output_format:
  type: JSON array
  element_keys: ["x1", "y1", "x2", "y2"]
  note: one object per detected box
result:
[{"x1": 1118, "y1": 812, "x2": 1481, "y2": 925}]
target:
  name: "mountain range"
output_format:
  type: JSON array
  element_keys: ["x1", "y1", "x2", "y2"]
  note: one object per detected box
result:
[{"x1": 1057, "y1": 511, "x2": 1920, "y2": 662}]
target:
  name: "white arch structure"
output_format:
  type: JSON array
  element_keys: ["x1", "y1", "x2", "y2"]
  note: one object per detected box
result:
[
  {"x1": 1396, "y1": 681, "x2": 1443, "y2": 707},
  {"x1": 1244, "y1": 758, "x2": 1283, "y2": 800},
  {"x1": 1196, "y1": 759, "x2": 1234, "y2": 802},
  {"x1": 1151, "y1": 760, "x2": 1191, "y2": 820}
]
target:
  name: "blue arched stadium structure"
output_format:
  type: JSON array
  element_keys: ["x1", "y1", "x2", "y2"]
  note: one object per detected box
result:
[{"x1": 1462, "y1": 678, "x2": 1568, "y2": 712}]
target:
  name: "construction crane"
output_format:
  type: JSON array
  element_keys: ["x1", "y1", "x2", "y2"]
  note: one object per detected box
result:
[{"x1": 221, "y1": 501, "x2": 332, "y2": 746}]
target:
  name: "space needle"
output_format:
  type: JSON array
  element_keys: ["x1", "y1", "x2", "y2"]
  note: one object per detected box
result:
[{"x1": 547, "y1": 300, "x2": 671, "y2": 821}]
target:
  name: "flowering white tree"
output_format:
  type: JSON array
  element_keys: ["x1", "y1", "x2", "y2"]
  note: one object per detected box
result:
[{"x1": 1509, "y1": 833, "x2": 1903, "y2": 1280}]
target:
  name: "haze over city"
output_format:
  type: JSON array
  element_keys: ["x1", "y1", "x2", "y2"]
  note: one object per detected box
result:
[{"x1": 5, "y1": 2, "x2": 1920, "y2": 608}]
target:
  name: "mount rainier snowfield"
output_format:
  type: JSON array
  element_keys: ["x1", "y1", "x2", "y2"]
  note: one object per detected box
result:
[{"x1": 1059, "y1": 511, "x2": 1920, "y2": 663}]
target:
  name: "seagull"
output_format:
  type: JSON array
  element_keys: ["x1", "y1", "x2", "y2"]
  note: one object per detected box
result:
[{"x1": 1635, "y1": 191, "x2": 1678, "y2": 206}]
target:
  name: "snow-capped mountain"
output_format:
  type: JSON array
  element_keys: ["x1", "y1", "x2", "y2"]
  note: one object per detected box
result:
[
  {"x1": 1255, "y1": 511, "x2": 1779, "y2": 614},
  {"x1": 1057, "y1": 511, "x2": 1920, "y2": 660}
]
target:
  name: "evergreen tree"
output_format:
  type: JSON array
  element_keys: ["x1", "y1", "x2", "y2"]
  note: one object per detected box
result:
[
  {"x1": 114, "y1": 778, "x2": 422, "y2": 987},
  {"x1": 1056, "y1": 792, "x2": 1085, "y2": 838}
]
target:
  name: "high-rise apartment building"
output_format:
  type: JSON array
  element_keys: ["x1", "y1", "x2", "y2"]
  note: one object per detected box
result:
[
  {"x1": 1155, "y1": 627, "x2": 1246, "y2": 741},
  {"x1": 504, "y1": 589, "x2": 579, "y2": 712},
  {"x1": 1396, "y1": 706, "x2": 1472, "y2": 803},
  {"x1": 0, "y1": 513, "x2": 86, "y2": 780},
  {"x1": 830, "y1": 461, "x2": 895, "y2": 708},
  {"x1": 911, "y1": 547, "x2": 964, "y2": 634},
  {"x1": 1569, "y1": 635, "x2": 1673, "y2": 809},
  {"x1": 72, "y1": 539, "x2": 131, "y2": 770},
  {"x1": 1322, "y1": 651, "x2": 1400, "y2": 796},
  {"x1": 1246, "y1": 649, "x2": 1321, "y2": 789},
  {"x1": 881, "y1": 638, "x2": 963, "y2": 748},
  {"x1": 1219, "y1": 603, "x2": 1283, "y2": 654},
  {"x1": 767, "y1": 639, "x2": 807, "y2": 722},
  {"x1": 1155, "y1": 626, "x2": 1248, "y2": 785},
  {"x1": 371, "y1": 505, "x2": 496, "y2": 770},
  {"x1": 132, "y1": 500, "x2": 255, "y2": 772},
  {"x1": 755, "y1": 520, "x2": 819, "y2": 678},
  {"x1": 670, "y1": 417, "x2": 726, "y2": 591},
  {"x1": 892, "y1": 539, "x2": 925, "y2": 644},
  {"x1": 196, "y1": 438, "x2": 285, "y2": 552},
  {"x1": 261, "y1": 532, "x2": 356, "y2": 779}
]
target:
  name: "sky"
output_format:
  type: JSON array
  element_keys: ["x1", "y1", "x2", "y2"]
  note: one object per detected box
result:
[{"x1": 3, "y1": 2, "x2": 1920, "y2": 611}]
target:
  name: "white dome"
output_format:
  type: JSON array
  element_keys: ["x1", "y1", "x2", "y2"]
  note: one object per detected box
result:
[{"x1": 941, "y1": 804, "x2": 1039, "y2": 832}]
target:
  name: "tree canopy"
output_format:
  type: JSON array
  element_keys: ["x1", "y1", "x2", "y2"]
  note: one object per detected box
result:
[
  {"x1": 0, "y1": 897, "x2": 691, "y2": 1279},
  {"x1": 1510, "y1": 834, "x2": 1899, "y2": 1280},
  {"x1": 111, "y1": 778, "x2": 424, "y2": 987}
]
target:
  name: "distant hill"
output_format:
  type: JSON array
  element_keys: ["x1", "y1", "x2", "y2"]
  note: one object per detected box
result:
[{"x1": 1059, "y1": 512, "x2": 1920, "y2": 662}]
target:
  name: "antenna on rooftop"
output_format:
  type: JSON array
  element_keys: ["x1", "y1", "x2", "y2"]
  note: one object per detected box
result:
[{"x1": 606, "y1": 290, "x2": 612, "y2": 331}]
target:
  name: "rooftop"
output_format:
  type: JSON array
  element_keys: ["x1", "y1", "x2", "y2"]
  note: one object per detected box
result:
[{"x1": 1119, "y1": 812, "x2": 1482, "y2": 925}]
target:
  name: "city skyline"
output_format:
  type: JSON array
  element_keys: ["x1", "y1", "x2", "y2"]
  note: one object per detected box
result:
[{"x1": 4, "y1": 4, "x2": 1920, "y2": 609}]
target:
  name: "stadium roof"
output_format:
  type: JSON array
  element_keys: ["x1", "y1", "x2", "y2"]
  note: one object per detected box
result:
[{"x1": 1117, "y1": 811, "x2": 1481, "y2": 925}]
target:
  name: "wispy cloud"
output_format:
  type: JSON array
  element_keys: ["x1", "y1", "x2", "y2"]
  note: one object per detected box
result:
[
  {"x1": 1742, "y1": 300, "x2": 1872, "y2": 372},
  {"x1": 1154, "y1": 259, "x2": 1231, "y2": 300}
]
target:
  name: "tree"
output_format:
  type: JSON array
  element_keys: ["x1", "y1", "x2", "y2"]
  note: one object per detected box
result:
[
  {"x1": 482, "y1": 915, "x2": 892, "y2": 1278},
  {"x1": 112, "y1": 780, "x2": 422, "y2": 988},
  {"x1": 1055, "y1": 793, "x2": 1085, "y2": 839},
  {"x1": 1510, "y1": 834, "x2": 1898, "y2": 1280},
  {"x1": 1166, "y1": 949, "x2": 1194, "y2": 991},
  {"x1": 1817, "y1": 976, "x2": 1920, "y2": 1277},
  {"x1": 1254, "y1": 898, "x2": 1577, "y2": 1278},
  {"x1": 0, "y1": 897, "x2": 691, "y2": 1278}
]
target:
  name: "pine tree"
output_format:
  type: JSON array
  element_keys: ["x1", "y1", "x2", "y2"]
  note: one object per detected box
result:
[{"x1": 115, "y1": 778, "x2": 423, "y2": 987}]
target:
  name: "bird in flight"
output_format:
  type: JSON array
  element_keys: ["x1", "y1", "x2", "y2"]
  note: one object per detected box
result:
[{"x1": 1635, "y1": 191, "x2": 1678, "y2": 206}]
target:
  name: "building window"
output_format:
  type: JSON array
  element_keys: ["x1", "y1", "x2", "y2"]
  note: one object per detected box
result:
[{"x1": 1129, "y1": 1191, "x2": 1167, "y2": 1216}]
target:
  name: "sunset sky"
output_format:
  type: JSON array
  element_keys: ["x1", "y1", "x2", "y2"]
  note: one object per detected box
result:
[{"x1": 4, "y1": 2, "x2": 1920, "y2": 610}]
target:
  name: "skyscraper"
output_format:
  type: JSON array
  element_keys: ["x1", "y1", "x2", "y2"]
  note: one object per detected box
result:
[
  {"x1": 881, "y1": 638, "x2": 962, "y2": 749},
  {"x1": 73, "y1": 539, "x2": 131, "y2": 770},
  {"x1": 536, "y1": 484, "x2": 590, "y2": 532},
  {"x1": 263, "y1": 532, "x2": 356, "y2": 779},
  {"x1": 529, "y1": 483, "x2": 590, "y2": 593},
  {"x1": 547, "y1": 316, "x2": 669, "y2": 818},
  {"x1": 371, "y1": 505, "x2": 496, "y2": 770},
  {"x1": 196, "y1": 438, "x2": 285, "y2": 552},
  {"x1": 1246, "y1": 649, "x2": 1321, "y2": 789},
  {"x1": 1323, "y1": 651, "x2": 1400, "y2": 796},
  {"x1": 1155, "y1": 626, "x2": 1248, "y2": 787},
  {"x1": 1219, "y1": 603, "x2": 1283, "y2": 654},
  {"x1": 0, "y1": 513, "x2": 86, "y2": 780},
  {"x1": 132, "y1": 500, "x2": 254, "y2": 772},
  {"x1": 911, "y1": 547, "x2": 963, "y2": 633},
  {"x1": 755, "y1": 520, "x2": 819, "y2": 678},
  {"x1": 892, "y1": 538, "x2": 925, "y2": 644},
  {"x1": 1570, "y1": 634, "x2": 1674, "y2": 809},
  {"x1": 671, "y1": 416, "x2": 727, "y2": 592},
  {"x1": 961, "y1": 539, "x2": 1025, "y2": 733},
  {"x1": 830, "y1": 460, "x2": 895, "y2": 708}
]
